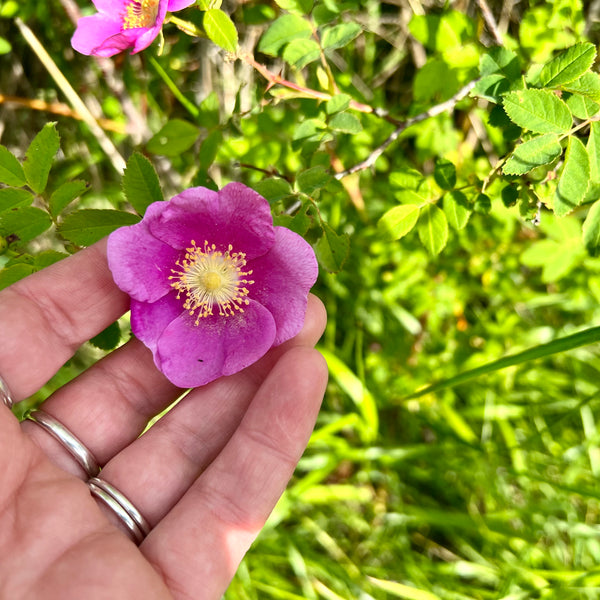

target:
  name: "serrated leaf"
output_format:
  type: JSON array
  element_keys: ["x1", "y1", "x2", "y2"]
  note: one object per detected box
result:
[
  {"x1": 0, "y1": 264, "x2": 36, "y2": 290},
  {"x1": 23, "y1": 123, "x2": 60, "y2": 194},
  {"x1": 90, "y1": 321, "x2": 121, "y2": 351},
  {"x1": 480, "y1": 47, "x2": 521, "y2": 80},
  {"x1": 433, "y1": 159, "x2": 456, "y2": 190},
  {"x1": 122, "y1": 152, "x2": 164, "y2": 216},
  {"x1": 326, "y1": 94, "x2": 351, "y2": 115},
  {"x1": 321, "y1": 22, "x2": 361, "y2": 50},
  {"x1": 282, "y1": 38, "x2": 321, "y2": 69},
  {"x1": 34, "y1": 250, "x2": 68, "y2": 269},
  {"x1": 49, "y1": 180, "x2": 88, "y2": 217},
  {"x1": 58, "y1": 209, "x2": 140, "y2": 246},
  {"x1": 563, "y1": 72, "x2": 600, "y2": 101},
  {"x1": 443, "y1": 190, "x2": 471, "y2": 230},
  {"x1": 588, "y1": 121, "x2": 600, "y2": 186},
  {"x1": 418, "y1": 204, "x2": 448, "y2": 255},
  {"x1": 146, "y1": 119, "x2": 200, "y2": 157},
  {"x1": 555, "y1": 136, "x2": 590, "y2": 217},
  {"x1": 328, "y1": 112, "x2": 362, "y2": 134},
  {"x1": 315, "y1": 222, "x2": 349, "y2": 273},
  {"x1": 503, "y1": 89, "x2": 572, "y2": 134},
  {"x1": 258, "y1": 14, "x2": 312, "y2": 56},
  {"x1": 503, "y1": 133, "x2": 562, "y2": 175},
  {"x1": 378, "y1": 204, "x2": 420, "y2": 240},
  {"x1": 252, "y1": 178, "x2": 292, "y2": 203},
  {"x1": 0, "y1": 206, "x2": 52, "y2": 244},
  {"x1": 0, "y1": 145, "x2": 26, "y2": 186},
  {"x1": 203, "y1": 8, "x2": 238, "y2": 52},
  {"x1": 274, "y1": 204, "x2": 312, "y2": 235},
  {"x1": 0, "y1": 188, "x2": 34, "y2": 213},
  {"x1": 296, "y1": 166, "x2": 333, "y2": 194},
  {"x1": 566, "y1": 93, "x2": 599, "y2": 119},
  {"x1": 540, "y1": 42, "x2": 596, "y2": 88},
  {"x1": 583, "y1": 199, "x2": 600, "y2": 256}
]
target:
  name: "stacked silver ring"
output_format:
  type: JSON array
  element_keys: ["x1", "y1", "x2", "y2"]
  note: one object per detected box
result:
[
  {"x1": 21, "y1": 405, "x2": 150, "y2": 545},
  {"x1": 88, "y1": 477, "x2": 151, "y2": 544},
  {"x1": 0, "y1": 375, "x2": 13, "y2": 409}
]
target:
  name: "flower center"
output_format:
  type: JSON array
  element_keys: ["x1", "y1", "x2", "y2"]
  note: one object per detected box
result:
[
  {"x1": 169, "y1": 241, "x2": 254, "y2": 325},
  {"x1": 122, "y1": 0, "x2": 159, "y2": 30}
]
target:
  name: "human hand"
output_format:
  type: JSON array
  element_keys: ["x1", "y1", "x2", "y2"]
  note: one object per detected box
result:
[{"x1": 0, "y1": 239, "x2": 328, "y2": 600}]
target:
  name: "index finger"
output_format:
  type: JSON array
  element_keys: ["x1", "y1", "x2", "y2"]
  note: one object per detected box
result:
[{"x1": 0, "y1": 239, "x2": 129, "y2": 400}]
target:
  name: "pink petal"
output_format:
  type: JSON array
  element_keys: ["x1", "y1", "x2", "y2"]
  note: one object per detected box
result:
[
  {"x1": 167, "y1": 0, "x2": 196, "y2": 11},
  {"x1": 71, "y1": 14, "x2": 123, "y2": 56},
  {"x1": 107, "y1": 203, "x2": 179, "y2": 303},
  {"x1": 131, "y1": 292, "x2": 184, "y2": 354},
  {"x1": 249, "y1": 227, "x2": 318, "y2": 345},
  {"x1": 148, "y1": 183, "x2": 275, "y2": 260},
  {"x1": 155, "y1": 300, "x2": 276, "y2": 387}
]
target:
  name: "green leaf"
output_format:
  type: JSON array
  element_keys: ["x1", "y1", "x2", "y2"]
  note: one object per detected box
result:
[
  {"x1": 315, "y1": 222, "x2": 349, "y2": 272},
  {"x1": 443, "y1": 190, "x2": 471, "y2": 230},
  {"x1": 274, "y1": 204, "x2": 312, "y2": 235},
  {"x1": 0, "y1": 37, "x2": 11, "y2": 55},
  {"x1": 258, "y1": 14, "x2": 312, "y2": 56},
  {"x1": 0, "y1": 145, "x2": 26, "y2": 186},
  {"x1": 326, "y1": 94, "x2": 351, "y2": 115},
  {"x1": 203, "y1": 8, "x2": 238, "y2": 52},
  {"x1": 146, "y1": 119, "x2": 200, "y2": 157},
  {"x1": 0, "y1": 264, "x2": 36, "y2": 290},
  {"x1": 503, "y1": 133, "x2": 562, "y2": 175},
  {"x1": 0, "y1": 206, "x2": 52, "y2": 244},
  {"x1": 328, "y1": 112, "x2": 362, "y2": 134},
  {"x1": 433, "y1": 159, "x2": 456, "y2": 190},
  {"x1": 23, "y1": 123, "x2": 60, "y2": 194},
  {"x1": 198, "y1": 129, "x2": 223, "y2": 169},
  {"x1": 583, "y1": 200, "x2": 600, "y2": 257},
  {"x1": 296, "y1": 166, "x2": 333, "y2": 194},
  {"x1": 122, "y1": 152, "x2": 164, "y2": 216},
  {"x1": 588, "y1": 121, "x2": 600, "y2": 186},
  {"x1": 480, "y1": 47, "x2": 521, "y2": 81},
  {"x1": 502, "y1": 89, "x2": 572, "y2": 134},
  {"x1": 418, "y1": 204, "x2": 448, "y2": 255},
  {"x1": 48, "y1": 180, "x2": 88, "y2": 217},
  {"x1": 89, "y1": 321, "x2": 121, "y2": 351},
  {"x1": 555, "y1": 136, "x2": 590, "y2": 217},
  {"x1": 274, "y1": 0, "x2": 313, "y2": 13},
  {"x1": 566, "y1": 93, "x2": 599, "y2": 120},
  {"x1": 321, "y1": 22, "x2": 361, "y2": 50},
  {"x1": 539, "y1": 42, "x2": 596, "y2": 88},
  {"x1": 563, "y1": 72, "x2": 600, "y2": 102},
  {"x1": 0, "y1": 188, "x2": 34, "y2": 213},
  {"x1": 282, "y1": 38, "x2": 321, "y2": 69},
  {"x1": 405, "y1": 325, "x2": 600, "y2": 400},
  {"x1": 58, "y1": 209, "x2": 140, "y2": 246},
  {"x1": 34, "y1": 250, "x2": 68, "y2": 269},
  {"x1": 252, "y1": 178, "x2": 292, "y2": 203},
  {"x1": 378, "y1": 204, "x2": 420, "y2": 240}
]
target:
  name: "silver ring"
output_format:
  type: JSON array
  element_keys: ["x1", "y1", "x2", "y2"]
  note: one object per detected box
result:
[
  {"x1": 88, "y1": 477, "x2": 150, "y2": 545},
  {"x1": 26, "y1": 410, "x2": 101, "y2": 477},
  {"x1": 0, "y1": 375, "x2": 13, "y2": 409}
]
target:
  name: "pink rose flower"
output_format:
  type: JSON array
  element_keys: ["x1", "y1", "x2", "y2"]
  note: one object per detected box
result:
[
  {"x1": 71, "y1": 0, "x2": 195, "y2": 57},
  {"x1": 107, "y1": 183, "x2": 318, "y2": 388}
]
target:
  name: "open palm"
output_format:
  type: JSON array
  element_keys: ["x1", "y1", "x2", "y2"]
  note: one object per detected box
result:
[{"x1": 0, "y1": 240, "x2": 327, "y2": 600}]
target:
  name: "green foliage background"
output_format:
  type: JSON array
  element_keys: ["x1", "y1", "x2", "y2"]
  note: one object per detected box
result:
[{"x1": 4, "y1": 0, "x2": 600, "y2": 597}]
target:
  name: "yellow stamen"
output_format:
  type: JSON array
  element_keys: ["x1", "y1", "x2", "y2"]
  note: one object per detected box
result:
[
  {"x1": 169, "y1": 241, "x2": 254, "y2": 325},
  {"x1": 122, "y1": 0, "x2": 159, "y2": 29}
]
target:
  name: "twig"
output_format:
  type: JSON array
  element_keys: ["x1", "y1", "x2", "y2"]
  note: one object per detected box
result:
[
  {"x1": 476, "y1": 0, "x2": 503, "y2": 45},
  {"x1": 335, "y1": 80, "x2": 477, "y2": 179},
  {"x1": 0, "y1": 95, "x2": 126, "y2": 133},
  {"x1": 15, "y1": 18, "x2": 126, "y2": 174},
  {"x1": 241, "y1": 54, "x2": 402, "y2": 126}
]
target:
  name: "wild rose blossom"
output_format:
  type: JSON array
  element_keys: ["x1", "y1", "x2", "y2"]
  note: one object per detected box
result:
[
  {"x1": 107, "y1": 183, "x2": 318, "y2": 388},
  {"x1": 71, "y1": 0, "x2": 195, "y2": 57}
]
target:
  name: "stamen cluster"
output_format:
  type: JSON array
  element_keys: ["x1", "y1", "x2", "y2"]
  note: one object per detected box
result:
[
  {"x1": 122, "y1": 0, "x2": 159, "y2": 29},
  {"x1": 169, "y1": 241, "x2": 254, "y2": 325}
]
